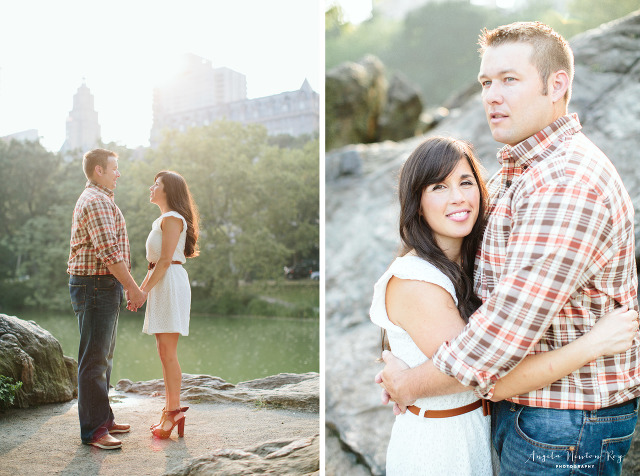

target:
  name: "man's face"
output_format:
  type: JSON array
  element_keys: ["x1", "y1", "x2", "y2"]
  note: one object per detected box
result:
[
  {"x1": 478, "y1": 42, "x2": 556, "y2": 146},
  {"x1": 94, "y1": 156, "x2": 120, "y2": 190}
]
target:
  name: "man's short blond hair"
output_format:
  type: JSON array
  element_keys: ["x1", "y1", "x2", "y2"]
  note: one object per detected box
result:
[
  {"x1": 478, "y1": 21, "x2": 574, "y2": 103},
  {"x1": 83, "y1": 148, "x2": 118, "y2": 180}
]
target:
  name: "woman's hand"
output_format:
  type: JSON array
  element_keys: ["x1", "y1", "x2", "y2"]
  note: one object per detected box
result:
[
  {"x1": 126, "y1": 288, "x2": 148, "y2": 312},
  {"x1": 588, "y1": 305, "x2": 638, "y2": 358}
]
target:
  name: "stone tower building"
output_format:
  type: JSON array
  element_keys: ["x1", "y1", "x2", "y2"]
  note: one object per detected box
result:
[{"x1": 60, "y1": 80, "x2": 101, "y2": 153}]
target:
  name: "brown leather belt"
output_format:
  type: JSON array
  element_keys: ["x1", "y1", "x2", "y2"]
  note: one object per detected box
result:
[
  {"x1": 407, "y1": 399, "x2": 491, "y2": 418},
  {"x1": 148, "y1": 261, "x2": 182, "y2": 270}
]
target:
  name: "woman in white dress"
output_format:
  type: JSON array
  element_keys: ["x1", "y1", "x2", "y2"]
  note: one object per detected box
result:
[
  {"x1": 129, "y1": 170, "x2": 199, "y2": 439},
  {"x1": 370, "y1": 137, "x2": 637, "y2": 475}
]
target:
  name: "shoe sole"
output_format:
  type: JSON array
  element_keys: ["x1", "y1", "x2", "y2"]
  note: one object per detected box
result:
[
  {"x1": 108, "y1": 429, "x2": 130, "y2": 434},
  {"x1": 88, "y1": 442, "x2": 122, "y2": 450}
]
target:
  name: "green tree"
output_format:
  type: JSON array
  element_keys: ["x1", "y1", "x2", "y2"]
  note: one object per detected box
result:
[
  {"x1": 326, "y1": 8, "x2": 399, "y2": 72},
  {"x1": 142, "y1": 120, "x2": 319, "y2": 293},
  {"x1": 384, "y1": 2, "x2": 493, "y2": 106},
  {"x1": 0, "y1": 140, "x2": 65, "y2": 310},
  {"x1": 0, "y1": 122, "x2": 319, "y2": 314}
]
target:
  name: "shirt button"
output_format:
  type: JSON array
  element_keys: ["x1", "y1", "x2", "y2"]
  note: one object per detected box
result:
[{"x1": 505, "y1": 180, "x2": 512, "y2": 188}]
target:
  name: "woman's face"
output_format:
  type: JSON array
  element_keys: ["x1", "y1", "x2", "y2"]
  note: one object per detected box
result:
[
  {"x1": 420, "y1": 157, "x2": 480, "y2": 260},
  {"x1": 149, "y1": 177, "x2": 167, "y2": 205}
]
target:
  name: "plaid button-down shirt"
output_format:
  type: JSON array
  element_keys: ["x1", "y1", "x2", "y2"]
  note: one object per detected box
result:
[
  {"x1": 67, "y1": 181, "x2": 131, "y2": 276},
  {"x1": 432, "y1": 114, "x2": 640, "y2": 409}
]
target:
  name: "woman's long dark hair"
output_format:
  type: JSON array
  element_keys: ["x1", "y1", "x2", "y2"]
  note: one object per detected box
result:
[
  {"x1": 156, "y1": 170, "x2": 200, "y2": 258},
  {"x1": 382, "y1": 137, "x2": 488, "y2": 352}
]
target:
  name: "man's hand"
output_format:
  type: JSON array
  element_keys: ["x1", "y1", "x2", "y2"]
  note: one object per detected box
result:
[
  {"x1": 126, "y1": 286, "x2": 147, "y2": 312},
  {"x1": 375, "y1": 350, "x2": 414, "y2": 414}
]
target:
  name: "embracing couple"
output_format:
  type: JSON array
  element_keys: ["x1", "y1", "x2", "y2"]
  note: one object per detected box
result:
[
  {"x1": 372, "y1": 21, "x2": 640, "y2": 475},
  {"x1": 67, "y1": 148, "x2": 199, "y2": 449}
]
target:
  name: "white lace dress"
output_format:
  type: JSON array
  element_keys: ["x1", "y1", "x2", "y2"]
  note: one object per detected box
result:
[
  {"x1": 142, "y1": 211, "x2": 191, "y2": 336},
  {"x1": 370, "y1": 255, "x2": 495, "y2": 476}
]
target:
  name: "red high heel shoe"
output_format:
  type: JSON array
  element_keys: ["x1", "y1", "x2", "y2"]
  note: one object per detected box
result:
[
  {"x1": 150, "y1": 406, "x2": 189, "y2": 431},
  {"x1": 151, "y1": 407, "x2": 189, "y2": 439}
]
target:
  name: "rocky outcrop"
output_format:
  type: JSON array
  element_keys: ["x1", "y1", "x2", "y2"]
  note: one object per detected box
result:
[
  {"x1": 326, "y1": 55, "x2": 423, "y2": 151},
  {"x1": 378, "y1": 72, "x2": 424, "y2": 142},
  {"x1": 117, "y1": 372, "x2": 319, "y2": 412},
  {"x1": 326, "y1": 11, "x2": 640, "y2": 475},
  {"x1": 0, "y1": 314, "x2": 77, "y2": 408},
  {"x1": 164, "y1": 434, "x2": 319, "y2": 475}
]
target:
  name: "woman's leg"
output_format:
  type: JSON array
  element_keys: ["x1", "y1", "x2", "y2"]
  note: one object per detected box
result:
[{"x1": 155, "y1": 333, "x2": 183, "y2": 425}]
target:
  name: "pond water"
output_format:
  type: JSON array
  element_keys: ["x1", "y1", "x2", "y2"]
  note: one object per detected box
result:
[{"x1": 22, "y1": 311, "x2": 319, "y2": 384}]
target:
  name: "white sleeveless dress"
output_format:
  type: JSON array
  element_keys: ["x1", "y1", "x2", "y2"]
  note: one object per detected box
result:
[
  {"x1": 142, "y1": 211, "x2": 191, "y2": 336},
  {"x1": 370, "y1": 255, "x2": 495, "y2": 476}
]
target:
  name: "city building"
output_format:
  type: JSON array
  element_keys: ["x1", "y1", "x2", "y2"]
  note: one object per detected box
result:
[
  {"x1": 1, "y1": 129, "x2": 39, "y2": 144},
  {"x1": 60, "y1": 80, "x2": 101, "y2": 154},
  {"x1": 150, "y1": 54, "x2": 318, "y2": 147}
]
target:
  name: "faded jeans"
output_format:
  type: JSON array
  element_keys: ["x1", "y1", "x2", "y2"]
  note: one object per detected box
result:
[
  {"x1": 69, "y1": 274, "x2": 123, "y2": 444},
  {"x1": 492, "y1": 398, "x2": 638, "y2": 475}
]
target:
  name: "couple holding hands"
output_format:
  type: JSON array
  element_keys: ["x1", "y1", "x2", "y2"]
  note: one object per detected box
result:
[{"x1": 67, "y1": 148, "x2": 199, "y2": 449}]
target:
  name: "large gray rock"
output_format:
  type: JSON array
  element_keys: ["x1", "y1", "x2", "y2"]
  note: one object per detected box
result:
[
  {"x1": 0, "y1": 314, "x2": 77, "y2": 408},
  {"x1": 378, "y1": 72, "x2": 424, "y2": 142},
  {"x1": 164, "y1": 434, "x2": 319, "y2": 475},
  {"x1": 117, "y1": 372, "x2": 319, "y2": 412},
  {"x1": 326, "y1": 55, "x2": 424, "y2": 151},
  {"x1": 326, "y1": 55, "x2": 387, "y2": 150},
  {"x1": 326, "y1": 11, "x2": 640, "y2": 475}
]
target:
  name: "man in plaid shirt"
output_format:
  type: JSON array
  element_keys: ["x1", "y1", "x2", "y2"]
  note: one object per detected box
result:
[
  {"x1": 68, "y1": 148, "x2": 147, "y2": 450},
  {"x1": 379, "y1": 22, "x2": 640, "y2": 474}
]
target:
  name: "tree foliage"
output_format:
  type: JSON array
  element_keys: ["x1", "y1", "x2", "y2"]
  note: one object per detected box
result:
[{"x1": 0, "y1": 122, "x2": 319, "y2": 312}]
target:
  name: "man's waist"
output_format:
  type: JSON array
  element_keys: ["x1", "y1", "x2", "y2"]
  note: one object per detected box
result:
[
  {"x1": 506, "y1": 396, "x2": 639, "y2": 413},
  {"x1": 508, "y1": 387, "x2": 640, "y2": 410},
  {"x1": 69, "y1": 272, "x2": 115, "y2": 277}
]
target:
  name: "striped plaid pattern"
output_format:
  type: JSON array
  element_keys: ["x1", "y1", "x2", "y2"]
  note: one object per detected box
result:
[
  {"x1": 67, "y1": 181, "x2": 131, "y2": 276},
  {"x1": 432, "y1": 114, "x2": 640, "y2": 409}
]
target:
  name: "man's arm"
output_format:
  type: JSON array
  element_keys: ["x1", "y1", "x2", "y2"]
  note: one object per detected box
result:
[
  {"x1": 490, "y1": 306, "x2": 637, "y2": 401},
  {"x1": 84, "y1": 199, "x2": 146, "y2": 309},
  {"x1": 107, "y1": 260, "x2": 146, "y2": 309}
]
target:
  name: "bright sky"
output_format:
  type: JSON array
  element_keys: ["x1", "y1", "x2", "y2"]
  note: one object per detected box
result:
[
  {"x1": 0, "y1": 0, "x2": 321, "y2": 151},
  {"x1": 326, "y1": 0, "x2": 373, "y2": 24}
]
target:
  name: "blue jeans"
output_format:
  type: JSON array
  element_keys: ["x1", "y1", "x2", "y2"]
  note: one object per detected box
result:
[
  {"x1": 492, "y1": 399, "x2": 638, "y2": 475},
  {"x1": 69, "y1": 274, "x2": 123, "y2": 444}
]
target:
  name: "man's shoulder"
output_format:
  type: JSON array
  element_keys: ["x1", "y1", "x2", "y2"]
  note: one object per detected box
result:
[
  {"x1": 75, "y1": 187, "x2": 115, "y2": 212},
  {"x1": 537, "y1": 131, "x2": 609, "y2": 178}
]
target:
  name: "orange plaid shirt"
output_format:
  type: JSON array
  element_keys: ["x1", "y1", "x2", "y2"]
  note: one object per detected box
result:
[
  {"x1": 67, "y1": 181, "x2": 131, "y2": 276},
  {"x1": 432, "y1": 114, "x2": 640, "y2": 409}
]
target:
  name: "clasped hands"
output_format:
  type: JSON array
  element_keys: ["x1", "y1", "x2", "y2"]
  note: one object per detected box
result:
[
  {"x1": 126, "y1": 287, "x2": 147, "y2": 312},
  {"x1": 375, "y1": 350, "x2": 414, "y2": 415}
]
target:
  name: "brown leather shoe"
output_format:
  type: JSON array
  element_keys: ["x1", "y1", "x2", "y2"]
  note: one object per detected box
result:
[
  {"x1": 108, "y1": 423, "x2": 130, "y2": 434},
  {"x1": 88, "y1": 433, "x2": 122, "y2": 450}
]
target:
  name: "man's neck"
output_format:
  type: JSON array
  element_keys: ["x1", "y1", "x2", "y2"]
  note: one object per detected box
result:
[{"x1": 88, "y1": 180, "x2": 114, "y2": 197}]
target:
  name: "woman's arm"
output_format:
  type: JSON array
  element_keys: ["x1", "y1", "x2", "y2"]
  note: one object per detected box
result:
[
  {"x1": 384, "y1": 276, "x2": 469, "y2": 396},
  {"x1": 490, "y1": 306, "x2": 638, "y2": 401},
  {"x1": 140, "y1": 269, "x2": 152, "y2": 290},
  {"x1": 140, "y1": 216, "x2": 183, "y2": 294}
]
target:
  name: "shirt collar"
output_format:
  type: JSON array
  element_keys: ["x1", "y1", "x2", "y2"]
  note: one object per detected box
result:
[
  {"x1": 497, "y1": 113, "x2": 582, "y2": 168},
  {"x1": 86, "y1": 180, "x2": 115, "y2": 199}
]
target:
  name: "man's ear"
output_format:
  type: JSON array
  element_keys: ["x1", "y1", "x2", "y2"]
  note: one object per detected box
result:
[
  {"x1": 550, "y1": 70, "x2": 569, "y2": 103},
  {"x1": 94, "y1": 165, "x2": 103, "y2": 177}
]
